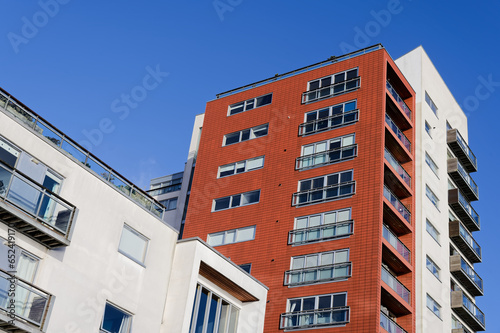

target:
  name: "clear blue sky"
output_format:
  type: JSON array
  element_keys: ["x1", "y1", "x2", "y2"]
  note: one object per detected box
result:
[{"x1": 1, "y1": 1, "x2": 499, "y2": 330}]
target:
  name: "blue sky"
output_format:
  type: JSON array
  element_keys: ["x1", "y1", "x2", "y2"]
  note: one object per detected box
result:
[{"x1": 1, "y1": 1, "x2": 499, "y2": 330}]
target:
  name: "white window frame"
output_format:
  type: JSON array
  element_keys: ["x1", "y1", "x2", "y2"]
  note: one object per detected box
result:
[
  {"x1": 290, "y1": 208, "x2": 353, "y2": 244},
  {"x1": 212, "y1": 190, "x2": 260, "y2": 212},
  {"x1": 298, "y1": 134, "x2": 356, "y2": 169},
  {"x1": 223, "y1": 124, "x2": 268, "y2": 146},
  {"x1": 100, "y1": 302, "x2": 133, "y2": 333},
  {"x1": 228, "y1": 93, "x2": 272, "y2": 116},
  {"x1": 207, "y1": 225, "x2": 256, "y2": 246},
  {"x1": 218, "y1": 156, "x2": 264, "y2": 178},
  {"x1": 426, "y1": 255, "x2": 441, "y2": 281},
  {"x1": 306, "y1": 68, "x2": 359, "y2": 92},
  {"x1": 426, "y1": 294, "x2": 441, "y2": 319},
  {"x1": 118, "y1": 224, "x2": 149, "y2": 265}
]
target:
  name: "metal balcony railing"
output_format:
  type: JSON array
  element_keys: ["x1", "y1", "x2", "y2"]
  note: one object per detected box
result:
[
  {"x1": 386, "y1": 81, "x2": 411, "y2": 119},
  {"x1": 296, "y1": 145, "x2": 357, "y2": 170},
  {"x1": 298, "y1": 109, "x2": 359, "y2": 136},
  {"x1": 292, "y1": 181, "x2": 355, "y2": 206},
  {"x1": 383, "y1": 185, "x2": 411, "y2": 223},
  {"x1": 380, "y1": 311, "x2": 407, "y2": 333},
  {"x1": 383, "y1": 225, "x2": 411, "y2": 263},
  {"x1": 381, "y1": 266, "x2": 410, "y2": 304},
  {"x1": 385, "y1": 114, "x2": 411, "y2": 152},
  {"x1": 447, "y1": 129, "x2": 477, "y2": 172},
  {"x1": 302, "y1": 77, "x2": 360, "y2": 103},
  {"x1": 288, "y1": 220, "x2": 354, "y2": 245},
  {"x1": 384, "y1": 148, "x2": 411, "y2": 187},
  {"x1": 284, "y1": 262, "x2": 352, "y2": 286},
  {"x1": 280, "y1": 306, "x2": 349, "y2": 330},
  {"x1": 458, "y1": 222, "x2": 481, "y2": 261}
]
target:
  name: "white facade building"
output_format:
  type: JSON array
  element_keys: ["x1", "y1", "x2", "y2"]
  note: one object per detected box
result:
[
  {"x1": 0, "y1": 88, "x2": 267, "y2": 333},
  {"x1": 397, "y1": 47, "x2": 484, "y2": 332}
]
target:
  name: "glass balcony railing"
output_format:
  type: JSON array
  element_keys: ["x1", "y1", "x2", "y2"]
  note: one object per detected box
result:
[
  {"x1": 292, "y1": 181, "x2": 355, "y2": 206},
  {"x1": 458, "y1": 257, "x2": 483, "y2": 293},
  {"x1": 0, "y1": 88, "x2": 169, "y2": 223},
  {"x1": 288, "y1": 220, "x2": 353, "y2": 245},
  {"x1": 0, "y1": 269, "x2": 51, "y2": 327},
  {"x1": 384, "y1": 148, "x2": 411, "y2": 187},
  {"x1": 280, "y1": 306, "x2": 349, "y2": 330},
  {"x1": 383, "y1": 225, "x2": 411, "y2": 263},
  {"x1": 284, "y1": 262, "x2": 352, "y2": 286},
  {"x1": 452, "y1": 129, "x2": 477, "y2": 170},
  {"x1": 459, "y1": 223, "x2": 481, "y2": 260},
  {"x1": 461, "y1": 293, "x2": 485, "y2": 327},
  {"x1": 386, "y1": 81, "x2": 411, "y2": 119},
  {"x1": 381, "y1": 266, "x2": 410, "y2": 304},
  {"x1": 0, "y1": 162, "x2": 76, "y2": 236},
  {"x1": 455, "y1": 160, "x2": 479, "y2": 198},
  {"x1": 296, "y1": 145, "x2": 357, "y2": 170},
  {"x1": 380, "y1": 311, "x2": 407, "y2": 333},
  {"x1": 383, "y1": 185, "x2": 411, "y2": 223},
  {"x1": 457, "y1": 191, "x2": 480, "y2": 228},
  {"x1": 302, "y1": 77, "x2": 360, "y2": 103},
  {"x1": 298, "y1": 109, "x2": 359, "y2": 136},
  {"x1": 385, "y1": 114, "x2": 411, "y2": 152}
]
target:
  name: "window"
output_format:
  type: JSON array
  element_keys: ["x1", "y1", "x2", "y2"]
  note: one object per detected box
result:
[
  {"x1": 223, "y1": 124, "x2": 268, "y2": 146},
  {"x1": 118, "y1": 225, "x2": 149, "y2": 265},
  {"x1": 213, "y1": 190, "x2": 260, "y2": 211},
  {"x1": 290, "y1": 208, "x2": 352, "y2": 245},
  {"x1": 285, "y1": 249, "x2": 351, "y2": 285},
  {"x1": 446, "y1": 121, "x2": 452, "y2": 131},
  {"x1": 426, "y1": 219, "x2": 440, "y2": 244},
  {"x1": 425, "y1": 185, "x2": 439, "y2": 210},
  {"x1": 303, "y1": 68, "x2": 359, "y2": 103},
  {"x1": 228, "y1": 93, "x2": 272, "y2": 116},
  {"x1": 425, "y1": 152, "x2": 439, "y2": 176},
  {"x1": 101, "y1": 302, "x2": 132, "y2": 333},
  {"x1": 425, "y1": 121, "x2": 432, "y2": 137},
  {"x1": 190, "y1": 284, "x2": 239, "y2": 333},
  {"x1": 160, "y1": 197, "x2": 178, "y2": 211},
  {"x1": 218, "y1": 156, "x2": 264, "y2": 178},
  {"x1": 293, "y1": 170, "x2": 354, "y2": 206},
  {"x1": 207, "y1": 225, "x2": 256, "y2": 246},
  {"x1": 297, "y1": 134, "x2": 356, "y2": 169},
  {"x1": 426, "y1": 294, "x2": 441, "y2": 319},
  {"x1": 425, "y1": 91, "x2": 438, "y2": 117},
  {"x1": 0, "y1": 239, "x2": 39, "y2": 282},
  {"x1": 281, "y1": 293, "x2": 348, "y2": 329},
  {"x1": 426, "y1": 256, "x2": 440, "y2": 280},
  {"x1": 300, "y1": 100, "x2": 358, "y2": 135},
  {"x1": 239, "y1": 263, "x2": 251, "y2": 274},
  {"x1": 0, "y1": 136, "x2": 20, "y2": 168}
]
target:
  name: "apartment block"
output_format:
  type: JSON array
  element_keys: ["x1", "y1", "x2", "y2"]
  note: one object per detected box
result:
[
  {"x1": 183, "y1": 45, "x2": 418, "y2": 332},
  {"x1": 0, "y1": 88, "x2": 267, "y2": 332}
]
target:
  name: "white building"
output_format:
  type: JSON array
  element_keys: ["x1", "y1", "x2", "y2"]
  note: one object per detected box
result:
[
  {"x1": 0, "y1": 88, "x2": 267, "y2": 333},
  {"x1": 397, "y1": 47, "x2": 484, "y2": 332}
]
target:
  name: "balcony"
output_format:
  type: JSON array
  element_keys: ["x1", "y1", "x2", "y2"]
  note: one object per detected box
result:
[
  {"x1": 0, "y1": 162, "x2": 76, "y2": 248},
  {"x1": 448, "y1": 189, "x2": 480, "y2": 232},
  {"x1": 301, "y1": 76, "x2": 360, "y2": 104},
  {"x1": 451, "y1": 290, "x2": 485, "y2": 331},
  {"x1": 381, "y1": 266, "x2": 411, "y2": 316},
  {"x1": 298, "y1": 109, "x2": 359, "y2": 136},
  {"x1": 292, "y1": 181, "x2": 355, "y2": 206},
  {"x1": 0, "y1": 269, "x2": 52, "y2": 332},
  {"x1": 385, "y1": 114, "x2": 412, "y2": 163},
  {"x1": 284, "y1": 262, "x2": 352, "y2": 286},
  {"x1": 449, "y1": 220, "x2": 481, "y2": 263},
  {"x1": 383, "y1": 185, "x2": 411, "y2": 235},
  {"x1": 380, "y1": 311, "x2": 407, "y2": 333},
  {"x1": 386, "y1": 81, "x2": 411, "y2": 120},
  {"x1": 450, "y1": 255, "x2": 483, "y2": 297},
  {"x1": 447, "y1": 129, "x2": 477, "y2": 173},
  {"x1": 384, "y1": 148, "x2": 411, "y2": 199},
  {"x1": 448, "y1": 158, "x2": 478, "y2": 201},
  {"x1": 288, "y1": 220, "x2": 353, "y2": 245},
  {"x1": 296, "y1": 145, "x2": 357, "y2": 170},
  {"x1": 382, "y1": 225, "x2": 411, "y2": 274},
  {"x1": 280, "y1": 306, "x2": 349, "y2": 330}
]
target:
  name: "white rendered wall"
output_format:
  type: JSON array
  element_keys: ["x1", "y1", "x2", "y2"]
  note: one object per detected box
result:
[{"x1": 396, "y1": 47, "x2": 473, "y2": 333}]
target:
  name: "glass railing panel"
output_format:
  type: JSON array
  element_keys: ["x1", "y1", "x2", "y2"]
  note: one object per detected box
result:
[
  {"x1": 284, "y1": 263, "x2": 352, "y2": 285},
  {"x1": 381, "y1": 266, "x2": 410, "y2": 304},
  {"x1": 382, "y1": 225, "x2": 411, "y2": 263},
  {"x1": 289, "y1": 220, "x2": 353, "y2": 245},
  {"x1": 292, "y1": 181, "x2": 355, "y2": 206},
  {"x1": 460, "y1": 258, "x2": 483, "y2": 291},
  {"x1": 458, "y1": 223, "x2": 481, "y2": 259},
  {"x1": 299, "y1": 109, "x2": 359, "y2": 135},
  {"x1": 384, "y1": 148, "x2": 411, "y2": 187},
  {"x1": 0, "y1": 270, "x2": 50, "y2": 326},
  {"x1": 456, "y1": 160, "x2": 479, "y2": 196},
  {"x1": 383, "y1": 185, "x2": 411, "y2": 223},
  {"x1": 385, "y1": 114, "x2": 411, "y2": 151},
  {"x1": 296, "y1": 145, "x2": 357, "y2": 170},
  {"x1": 386, "y1": 81, "x2": 412, "y2": 119},
  {"x1": 462, "y1": 294, "x2": 485, "y2": 326},
  {"x1": 61, "y1": 140, "x2": 88, "y2": 165},
  {"x1": 280, "y1": 307, "x2": 349, "y2": 329},
  {"x1": 0, "y1": 92, "x2": 8, "y2": 109},
  {"x1": 455, "y1": 130, "x2": 477, "y2": 168},
  {"x1": 380, "y1": 311, "x2": 407, "y2": 333},
  {"x1": 34, "y1": 119, "x2": 63, "y2": 147},
  {"x1": 5, "y1": 100, "x2": 36, "y2": 129},
  {"x1": 457, "y1": 191, "x2": 480, "y2": 227}
]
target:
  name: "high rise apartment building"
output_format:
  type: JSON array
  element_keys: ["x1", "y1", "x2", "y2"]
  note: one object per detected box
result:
[{"x1": 183, "y1": 45, "x2": 419, "y2": 332}]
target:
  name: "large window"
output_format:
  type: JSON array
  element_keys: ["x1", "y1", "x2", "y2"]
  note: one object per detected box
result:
[
  {"x1": 160, "y1": 197, "x2": 178, "y2": 211},
  {"x1": 425, "y1": 152, "x2": 439, "y2": 177},
  {"x1": 425, "y1": 91, "x2": 438, "y2": 117},
  {"x1": 289, "y1": 208, "x2": 352, "y2": 245},
  {"x1": 426, "y1": 294, "x2": 441, "y2": 319},
  {"x1": 299, "y1": 100, "x2": 358, "y2": 135},
  {"x1": 297, "y1": 134, "x2": 356, "y2": 170},
  {"x1": 207, "y1": 226, "x2": 256, "y2": 246},
  {"x1": 223, "y1": 124, "x2": 268, "y2": 146},
  {"x1": 293, "y1": 170, "x2": 354, "y2": 206},
  {"x1": 101, "y1": 302, "x2": 132, "y2": 333},
  {"x1": 426, "y1": 219, "x2": 440, "y2": 244},
  {"x1": 303, "y1": 68, "x2": 359, "y2": 103},
  {"x1": 213, "y1": 190, "x2": 260, "y2": 211},
  {"x1": 118, "y1": 224, "x2": 149, "y2": 265},
  {"x1": 285, "y1": 249, "x2": 351, "y2": 286},
  {"x1": 281, "y1": 293, "x2": 348, "y2": 330},
  {"x1": 228, "y1": 93, "x2": 272, "y2": 116},
  {"x1": 426, "y1": 256, "x2": 440, "y2": 280},
  {"x1": 190, "y1": 284, "x2": 239, "y2": 333},
  {"x1": 425, "y1": 185, "x2": 439, "y2": 210},
  {"x1": 218, "y1": 156, "x2": 264, "y2": 178}
]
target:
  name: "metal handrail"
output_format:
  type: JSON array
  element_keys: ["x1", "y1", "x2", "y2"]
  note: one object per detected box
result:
[
  {"x1": 288, "y1": 220, "x2": 354, "y2": 245},
  {"x1": 302, "y1": 77, "x2": 360, "y2": 103},
  {"x1": 382, "y1": 225, "x2": 411, "y2": 263},
  {"x1": 384, "y1": 148, "x2": 411, "y2": 187},
  {"x1": 296, "y1": 144, "x2": 357, "y2": 170},
  {"x1": 298, "y1": 109, "x2": 359, "y2": 135},
  {"x1": 284, "y1": 262, "x2": 352, "y2": 285},
  {"x1": 383, "y1": 185, "x2": 411, "y2": 223},
  {"x1": 292, "y1": 181, "x2": 355, "y2": 206},
  {"x1": 385, "y1": 114, "x2": 411, "y2": 151},
  {"x1": 386, "y1": 81, "x2": 411, "y2": 119}
]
